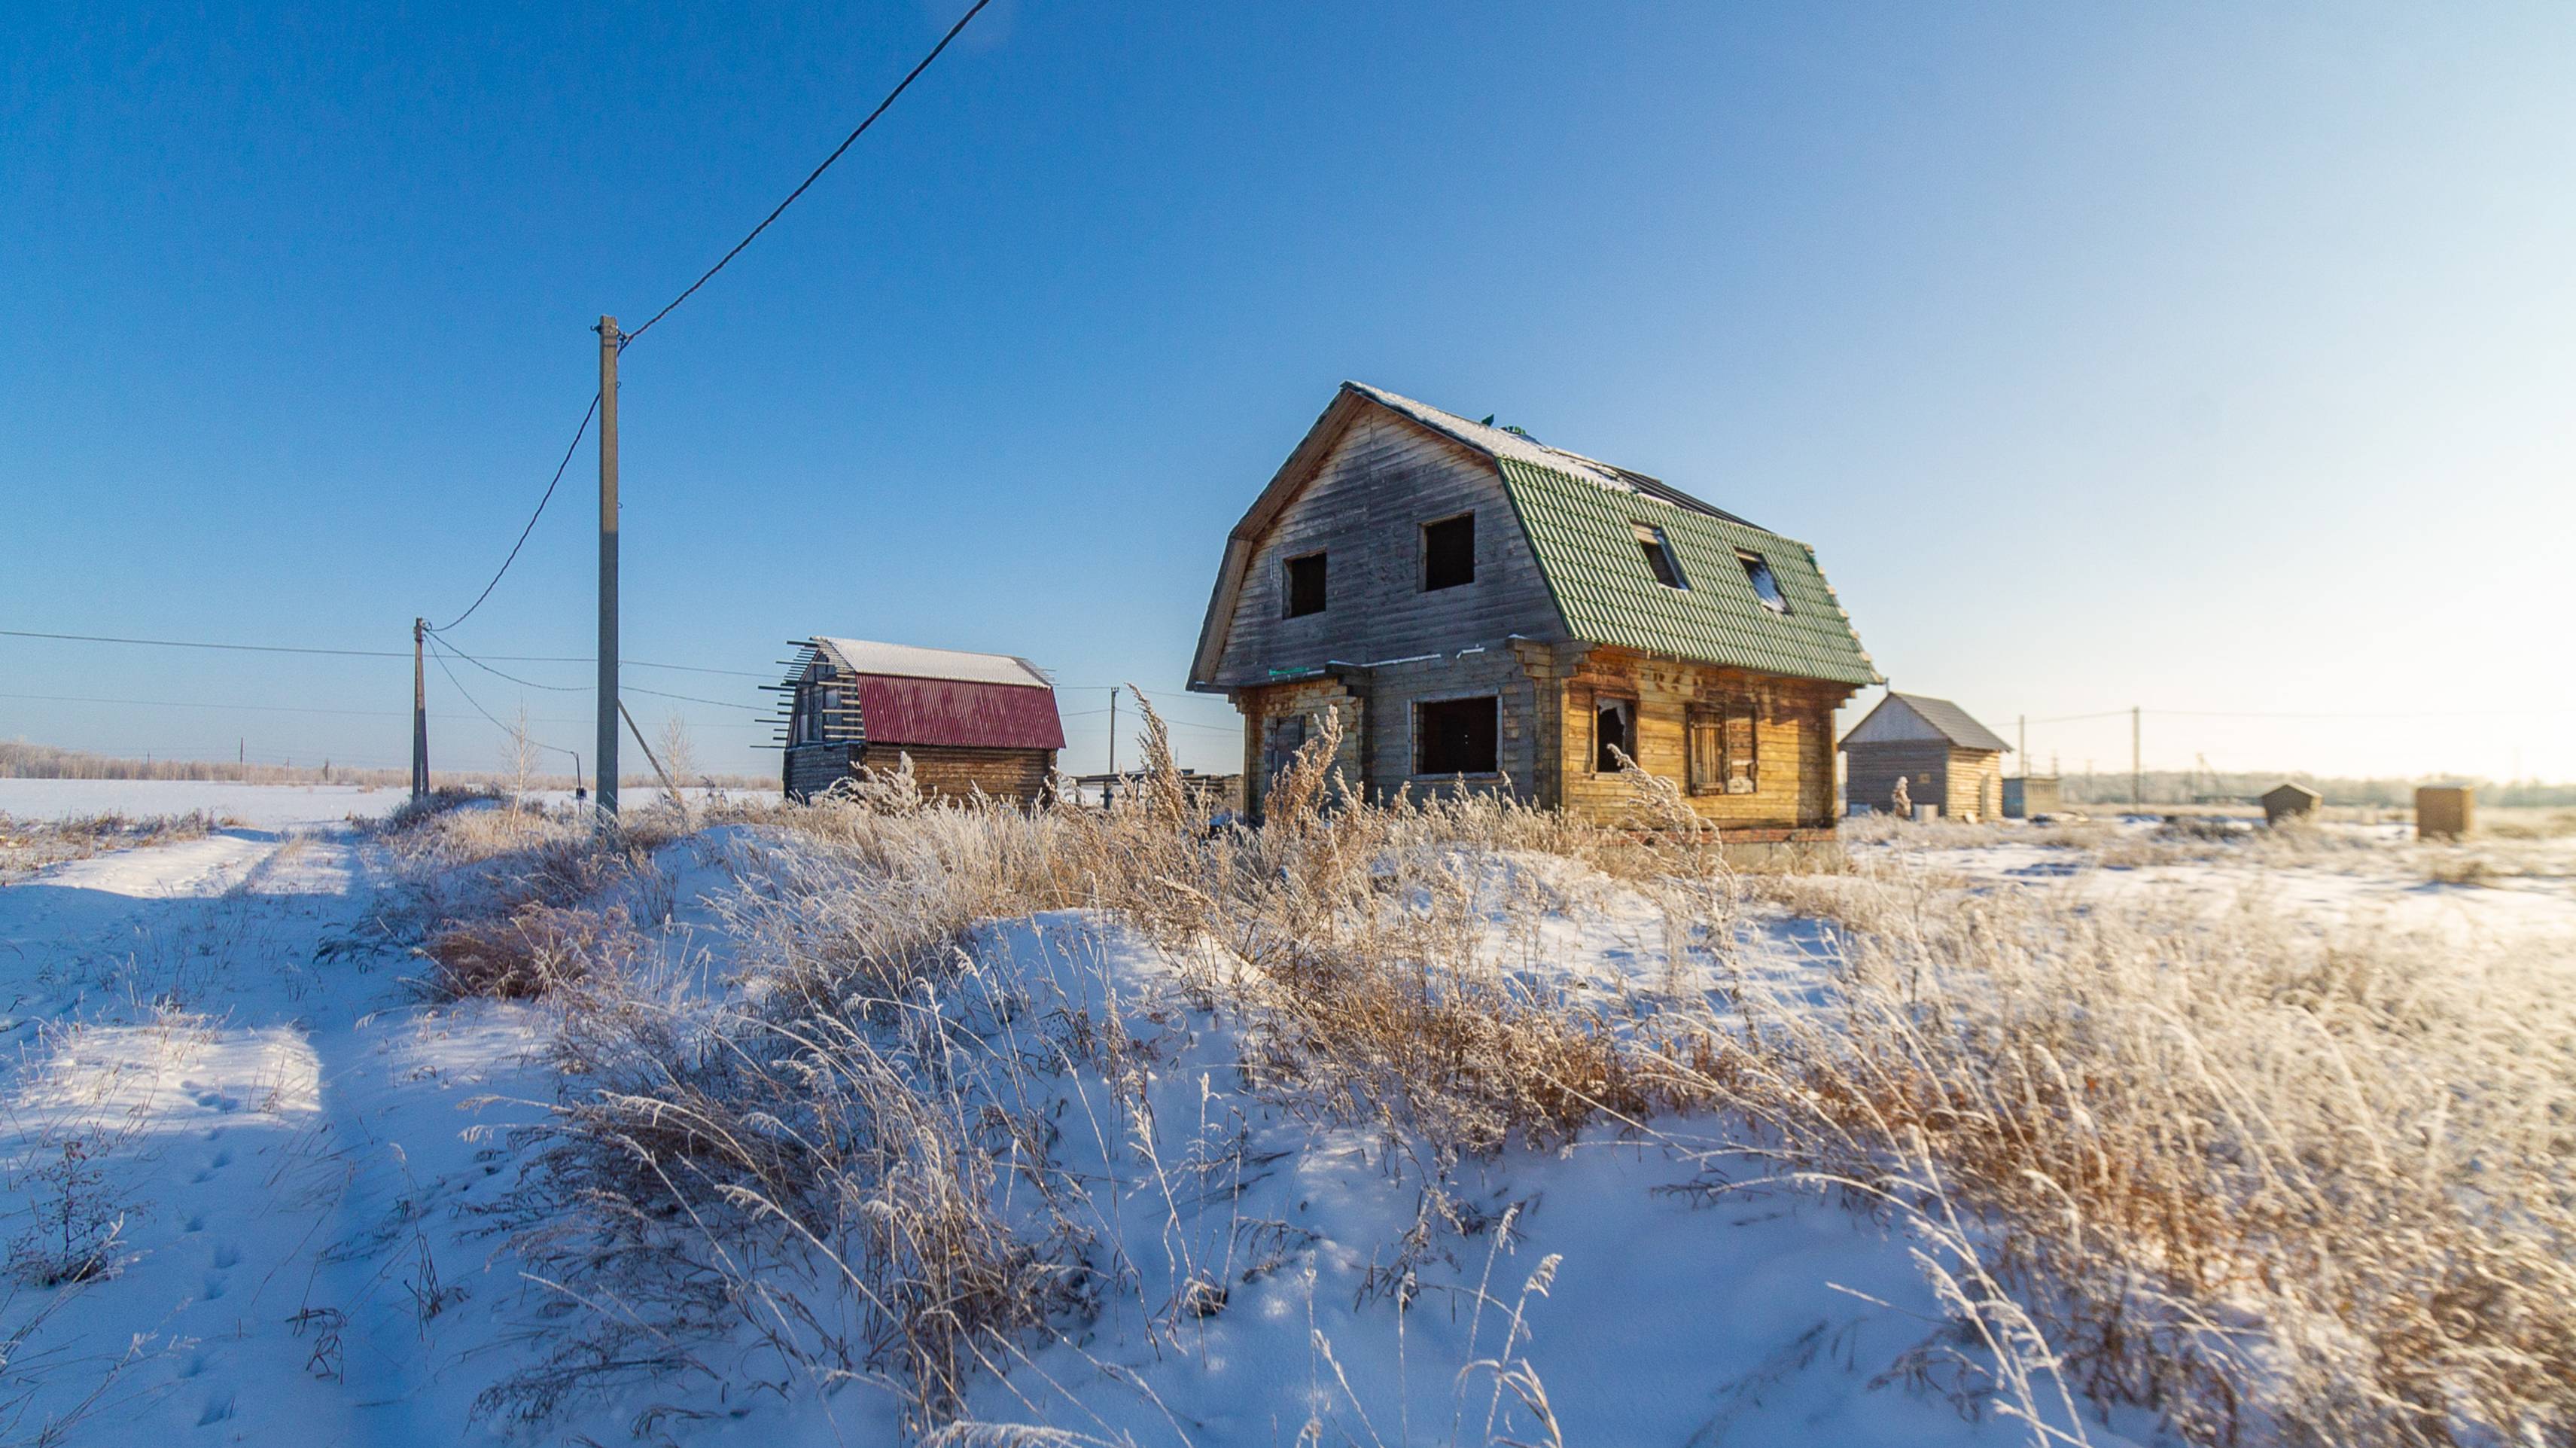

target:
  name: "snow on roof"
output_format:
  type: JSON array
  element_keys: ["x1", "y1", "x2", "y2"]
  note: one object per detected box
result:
[
  {"x1": 1343, "y1": 382, "x2": 1766, "y2": 530},
  {"x1": 811, "y1": 637, "x2": 1053, "y2": 690}
]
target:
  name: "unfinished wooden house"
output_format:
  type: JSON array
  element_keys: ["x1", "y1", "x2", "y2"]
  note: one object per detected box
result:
[
  {"x1": 1186, "y1": 382, "x2": 1880, "y2": 835},
  {"x1": 777, "y1": 637, "x2": 1065, "y2": 804},
  {"x1": 1839, "y1": 693, "x2": 2011, "y2": 821}
]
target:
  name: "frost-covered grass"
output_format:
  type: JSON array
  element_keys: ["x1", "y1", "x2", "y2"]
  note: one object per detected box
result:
[
  {"x1": 358, "y1": 706, "x2": 2574, "y2": 1446},
  {"x1": 0, "y1": 734, "x2": 2560, "y2": 1446},
  {"x1": 0, "y1": 810, "x2": 227, "y2": 883}
]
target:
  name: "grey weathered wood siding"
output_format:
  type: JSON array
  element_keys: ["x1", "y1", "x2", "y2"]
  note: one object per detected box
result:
[{"x1": 1208, "y1": 413, "x2": 1562, "y2": 688}]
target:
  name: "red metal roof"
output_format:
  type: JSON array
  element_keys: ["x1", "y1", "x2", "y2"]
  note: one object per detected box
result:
[{"x1": 854, "y1": 675, "x2": 1065, "y2": 751}]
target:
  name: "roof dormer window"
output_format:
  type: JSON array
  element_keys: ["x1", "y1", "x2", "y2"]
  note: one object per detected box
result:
[
  {"x1": 1737, "y1": 550, "x2": 1790, "y2": 614},
  {"x1": 1634, "y1": 523, "x2": 1687, "y2": 590}
]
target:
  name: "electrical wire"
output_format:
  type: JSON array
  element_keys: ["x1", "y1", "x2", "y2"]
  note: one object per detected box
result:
[
  {"x1": 618, "y1": 0, "x2": 996, "y2": 349},
  {"x1": 0, "y1": 627, "x2": 769, "y2": 677},
  {"x1": 428, "y1": 635, "x2": 583, "y2": 692},
  {"x1": 426, "y1": 392, "x2": 600, "y2": 633},
  {"x1": 623, "y1": 683, "x2": 766, "y2": 715},
  {"x1": 427, "y1": 645, "x2": 584, "y2": 762}
]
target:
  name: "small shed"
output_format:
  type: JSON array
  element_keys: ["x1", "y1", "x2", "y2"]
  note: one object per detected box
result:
[
  {"x1": 777, "y1": 637, "x2": 1066, "y2": 805},
  {"x1": 1840, "y1": 693, "x2": 2011, "y2": 822},
  {"x1": 2261, "y1": 782, "x2": 2321, "y2": 825},
  {"x1": 2002, "y1": 775, "x2": 2061, "y2": 819},
  {"x1": 2416, "y1": 785, "x2": 2474, "y2": 839}
]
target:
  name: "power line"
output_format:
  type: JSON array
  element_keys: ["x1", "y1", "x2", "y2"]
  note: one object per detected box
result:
[
  {"x1": 428, "y1": 634, "x2": 584, "y2": 693},
  {"x1": 623, "y1": 683, "x2": 764, "y2": 715},
  {"x1": 427, "y1": 392, "x2": 600, "y2": 633},
  {"x1": 618, "y1": 0, "x2": 997, "y2": 349},
  {"x1": 0, "y1": 627, "x2": 769, "y2": 677},
  {"x1": 427, "y1": 644, "x2": 585, "y2": 763}
]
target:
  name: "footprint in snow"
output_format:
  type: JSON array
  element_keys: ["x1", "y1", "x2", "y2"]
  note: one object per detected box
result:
[
  {"x1": 187, "y1": 1085, "x2": 242, "y2": 1114},
  {"x1": 212, "y1": 1243, "x2": 240, "y2": 1270},
  {"x1": 201, "y1": 1273, "x2": 226, "y2": 1300},
  {"x1": 195, "y1": 1394, "x2": 235, "y2": 1426}
]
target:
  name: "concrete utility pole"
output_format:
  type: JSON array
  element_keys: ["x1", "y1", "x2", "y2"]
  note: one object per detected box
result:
[
  {"x1": 1104, "y1": 687, "x2": 1119, "y2": 809},
  {"x1": 2131, "y1": 705, "x2": 2142, "y2": 810},
  {"x1": 411, "y1": 618, "x2": 429, "y2": 799},
  {"x1": 595, "y1": 317, "x2": 621, "y2": 820}
]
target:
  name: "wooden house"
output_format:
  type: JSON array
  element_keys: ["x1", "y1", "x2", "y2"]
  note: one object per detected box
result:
[
  {"x1": 1840, "y1": 693, "x2": 2010, "y2": 822},
  {"x1": 777, "y1": 637, "x2": 1065, "y2": 804},
  {"x1": 1186, "y1": 382, "x2": 1880, "y2": 835},
  {"x1": 2260, "y1": 781, "x2": 2320, "y2": 825}
]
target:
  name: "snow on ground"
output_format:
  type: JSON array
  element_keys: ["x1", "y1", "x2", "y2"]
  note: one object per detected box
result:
[
  {"x1": 0, "y1": 779, "x2": 408, "y2": 828},
  {"x1": 14, "y1": 789, "x2": 2556, "y2": 1444},
  {"x1": 1881, "y1": 818, "x2": 2576, "y2": 947}
]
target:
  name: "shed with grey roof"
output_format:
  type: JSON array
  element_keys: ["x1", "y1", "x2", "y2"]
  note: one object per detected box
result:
[{"x1": 1839, "y1": 692, "x2": 2011, "y2": 822}]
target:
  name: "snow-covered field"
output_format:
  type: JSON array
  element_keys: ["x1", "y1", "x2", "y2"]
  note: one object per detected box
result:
[
  {"x1": 0, "y1": 778, "x2": 410, "y2": 828},
  {"x1": 0, "y1": 785, "x2": 2562, "y2": 1446}
]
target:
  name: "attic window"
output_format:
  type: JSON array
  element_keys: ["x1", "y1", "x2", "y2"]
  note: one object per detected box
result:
[
  {"x1": 1634, "y1": 523, "x2": 1687, "y2": 590},
  {"x1": 1284, "y1": 552, "x2": 1326, "y2": 617},
  {"x1": 1422, "y1": 514, "x2": 1475, "y2": 590},
  {"x1": 1737, "y1": 550, "x2": 1790, "y2": 614}
]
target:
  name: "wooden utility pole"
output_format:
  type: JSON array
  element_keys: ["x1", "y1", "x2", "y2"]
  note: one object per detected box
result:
[
  {"x1": 2017, "y1": 715, "x2": 2026, "y2": 780},
  {"x1": 411, "y1": 617, "x2": 429, "y2": 799},
  {"x1": 595, "y1": 317, "x2": 621, "y2": 820},
  {"x1": 2131, "y1": 705, "x2": 2142, "y2": 810}
]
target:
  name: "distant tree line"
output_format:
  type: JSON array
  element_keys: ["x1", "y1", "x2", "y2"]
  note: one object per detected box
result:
[
  {"x1": 2053, "y1": 768, "x2": 2576, "y2": 809},
  {"x1": 0, "y1": 742, "x2": 765, "y2": 792}
]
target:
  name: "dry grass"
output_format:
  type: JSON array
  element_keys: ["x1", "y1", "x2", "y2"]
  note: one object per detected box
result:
[
  {"x1": 0, "y1": 811, "x2": 226, "y2": 882},
  {"x1": 1724, "y1": 853, "x2": 2576, "y2": 1446},
  {"x1": 398, "y1": 704, "x2": 2571, "y2": 1445}
]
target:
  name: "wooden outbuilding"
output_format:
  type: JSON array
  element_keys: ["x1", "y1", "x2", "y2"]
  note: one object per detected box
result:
[
  {"x1": 2002, "y1": 775, "x2": 2061, "y2": 819},
  {"x1": 2261, "y1": 781, "x2": 2321, "y2": 825},
  {"x1": 1186, "y1": 382, "x2": 1880, "y2": 835},
  {"x1": 1839, "y1": 693, "x2": 2011, "y2": 822},
  {"x1": 2416, "y1": 785, "x2": 2474, "y2": 838},
  {"x1": 777, "y1": 637, "x2": 1065, "y2": 804}
]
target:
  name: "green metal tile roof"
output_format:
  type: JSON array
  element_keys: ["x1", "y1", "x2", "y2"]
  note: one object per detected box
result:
[{"x1": 1495, "y1": 457, "x2": 1880, "y2": 687}]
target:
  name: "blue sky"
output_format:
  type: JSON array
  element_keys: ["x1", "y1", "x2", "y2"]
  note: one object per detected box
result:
[{"x1": 6, "y1": 2, "x2": 2573, "y2": 782}]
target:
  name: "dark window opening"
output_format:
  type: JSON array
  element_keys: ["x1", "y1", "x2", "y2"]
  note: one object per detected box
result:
[
  {"x1": 1737, "y1": 550, "x2": 1789, "y2": 614},
  {"x1": 1422, "y1": 514, "x2": 1475, "y2": 591},
  {"x1": 1417, "y1": 697, "x2": 1500, "y2": 776},
  {"x1": 1284, "y1": 553, "x2": 1327, "y2": 617},
  {"x1": 1634, "y1": 523, "x2": 1687, "y2": 589},
  {"x1": 1595, "y1": 698, "x2": 1634, "y2": 773}
]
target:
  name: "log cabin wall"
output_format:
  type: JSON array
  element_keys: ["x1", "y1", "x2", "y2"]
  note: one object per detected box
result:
[
  {"x1": 1208, "y1": 412, "x2": 1560, "y2": 688},
  {"x1": 859, "y1": 744, "x2": 1055, "y2": 804},
  {"x1": 1235, "y1": 675, "x2": 1366, "y2": 816},
  {"x1": 1359, "y1": 647, "x2": 1543, "y2": 806},
  {"x1": 784, "y1": 742, "x2": 1055, "y2": 805},
  {"x1": 1947, "y1": 748, "x2": 2003, "y2": 822},
  {"x1": 1554, "y1": 645, "x2": 1845, "y2": 829},
  {"x1": 1842, "y1": 739, "x2": 1951, "y2": 819}
]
